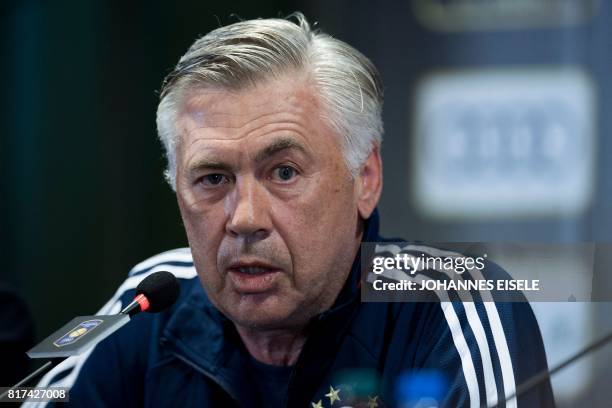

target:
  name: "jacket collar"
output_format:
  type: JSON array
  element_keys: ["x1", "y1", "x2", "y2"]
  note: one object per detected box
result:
[{"x1": 161, "y1": 210, "x2": 381, "y2": 405}]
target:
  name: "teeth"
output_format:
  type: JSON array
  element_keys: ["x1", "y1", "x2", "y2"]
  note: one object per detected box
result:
[{"x1": 238, "y1": 266, "x2": 269, "y2": 275}]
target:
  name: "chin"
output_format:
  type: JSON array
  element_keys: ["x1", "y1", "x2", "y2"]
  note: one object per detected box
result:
[
  {"x1": 231, "y1": 313, "x2": 292, "y2": 330},
  {"x1": 228, "y1": 304, "x2": 308, "y2": 331}
]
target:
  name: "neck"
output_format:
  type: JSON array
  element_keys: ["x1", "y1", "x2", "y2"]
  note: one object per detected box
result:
[{"x1": 235, "y1": 325, "x2": 307, "y2": 366}]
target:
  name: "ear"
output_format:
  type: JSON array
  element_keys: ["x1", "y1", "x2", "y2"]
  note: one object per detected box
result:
[{"x1": 355, "y1": 145, "x2": 383, "y2": 220}]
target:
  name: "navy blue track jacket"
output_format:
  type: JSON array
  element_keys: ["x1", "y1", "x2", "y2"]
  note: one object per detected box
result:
[{"x1": 32, "y1": 210, "x2": 554, "y2": 407}]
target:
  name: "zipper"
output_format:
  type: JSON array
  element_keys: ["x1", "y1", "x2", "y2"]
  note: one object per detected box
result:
[{"x1": 167, "y1": 348, "x2": 241, "y2": 406}]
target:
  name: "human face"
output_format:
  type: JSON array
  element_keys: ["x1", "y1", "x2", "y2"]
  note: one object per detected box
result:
[{"x1": 174, "y1": 75, "x2": 365, "y2": 330}]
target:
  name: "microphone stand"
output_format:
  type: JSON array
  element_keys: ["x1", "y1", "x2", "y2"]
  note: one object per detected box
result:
[
  {"x1": 488, "y1": 330, "x2": 612, "y2": 407},
  {"x1": 0, "y1": 359, "x2": 63, "y2": 401}
]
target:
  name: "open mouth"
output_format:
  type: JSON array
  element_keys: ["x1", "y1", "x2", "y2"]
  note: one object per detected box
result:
[
  {"x1": 233, "y1": 266, "x2": 274, "y2": 275},
  {"x1": 227, "y1": 262, "x2": 282, "y2": 293}
]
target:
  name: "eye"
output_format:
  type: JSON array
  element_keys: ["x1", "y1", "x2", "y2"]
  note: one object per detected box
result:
[
  {"x1": 272, "y1": 165, "x2": 298, "y2": 182},
  {"x1": 199, "y1": 173, "x2": 229, "y2": 187}
]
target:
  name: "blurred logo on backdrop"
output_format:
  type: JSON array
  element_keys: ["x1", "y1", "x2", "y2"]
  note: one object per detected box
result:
[
  {"x1": 411, "y1": 68, "x2": 596, "y2": 220},
  {"x1": 412, "y1": 0, "x2": 598, "y2": 32}
]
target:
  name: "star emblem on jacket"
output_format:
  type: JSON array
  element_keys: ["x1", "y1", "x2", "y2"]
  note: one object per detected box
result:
[
  {"x1": 325, "y1": 385, "x2": 341, "y2": 404},
  {"x1": 311, "y1": 384, "x2": 381, "y2": 407}
]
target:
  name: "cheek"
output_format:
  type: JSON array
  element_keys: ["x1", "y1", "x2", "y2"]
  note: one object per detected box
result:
[
  {"x1": 304, "y1": 174, "x2": 357, "y2": 234},
  {"x1": 280, "y1": 176, "x2": 358, "y2": 282},
  {"x1": 182, "y1": 211, "x2": 228, "y2": 297},
  {"x1": 178, "y1": 196, "x2": 225, "y2": 270}
]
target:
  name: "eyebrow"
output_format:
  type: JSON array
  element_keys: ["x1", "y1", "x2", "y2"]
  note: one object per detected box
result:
[
  {"x1": 186, "y1": 136, "x2": 308, "y2": 177},
  {"x1": 187, "y1": 158, "x2": 232, "y2": 178},
  {"x1": 253, "y1": 137, "x2": 308, "y2": 163}
]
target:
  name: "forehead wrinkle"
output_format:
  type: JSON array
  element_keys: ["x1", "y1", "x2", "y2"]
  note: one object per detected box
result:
[
  {"x1": 185, "y1": 109, "x2": 288, "y2": 130},
  {"x1": 191, "y1": 111, "x2": 308, "y2": 136},
  {"x1": 180, "y1": 111, "x2": 315, "y2": 150},
  {"x1": 182, "y1": 90, "x2": 320, "y2": 132},
  {"x1": 183, "y1": 124, "x2": 310, "y2": 162}
]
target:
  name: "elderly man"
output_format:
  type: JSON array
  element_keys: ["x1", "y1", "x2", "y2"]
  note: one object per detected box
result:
[{"x1": 36, "y1": 14, "x2": 554, "y2": 408}]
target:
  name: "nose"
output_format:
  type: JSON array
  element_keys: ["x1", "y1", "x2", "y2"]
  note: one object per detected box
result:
[{"x1": 225, "y1": 177, "x2": 271, "y2": 240}]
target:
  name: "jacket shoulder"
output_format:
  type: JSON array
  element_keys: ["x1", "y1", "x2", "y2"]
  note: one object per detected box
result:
[{"x1": 358, "y1": 241, "x2": 553, "y2": 407}]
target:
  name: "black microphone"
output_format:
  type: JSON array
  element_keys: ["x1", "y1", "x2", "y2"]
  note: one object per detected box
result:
[
  {"x1": 0, "y1": 271, "x2": 180, "y2": 399},
  {"x1": 121, "y1": 271, "x2": 180, "y2": 316}
]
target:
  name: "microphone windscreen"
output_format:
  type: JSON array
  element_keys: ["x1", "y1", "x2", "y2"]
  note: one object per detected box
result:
[{"x1": 136, "y1": 271, "x2": 180, "y2": 313}]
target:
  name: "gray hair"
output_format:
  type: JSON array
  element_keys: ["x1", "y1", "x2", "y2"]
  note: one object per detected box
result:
[{"x1": 156, "y1": 12, "x2": 384, "y2": 189}]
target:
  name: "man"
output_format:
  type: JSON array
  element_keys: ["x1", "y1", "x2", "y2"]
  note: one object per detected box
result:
[{"x1": 34, "y1": 14, "x2": 554, "y2": 407}]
